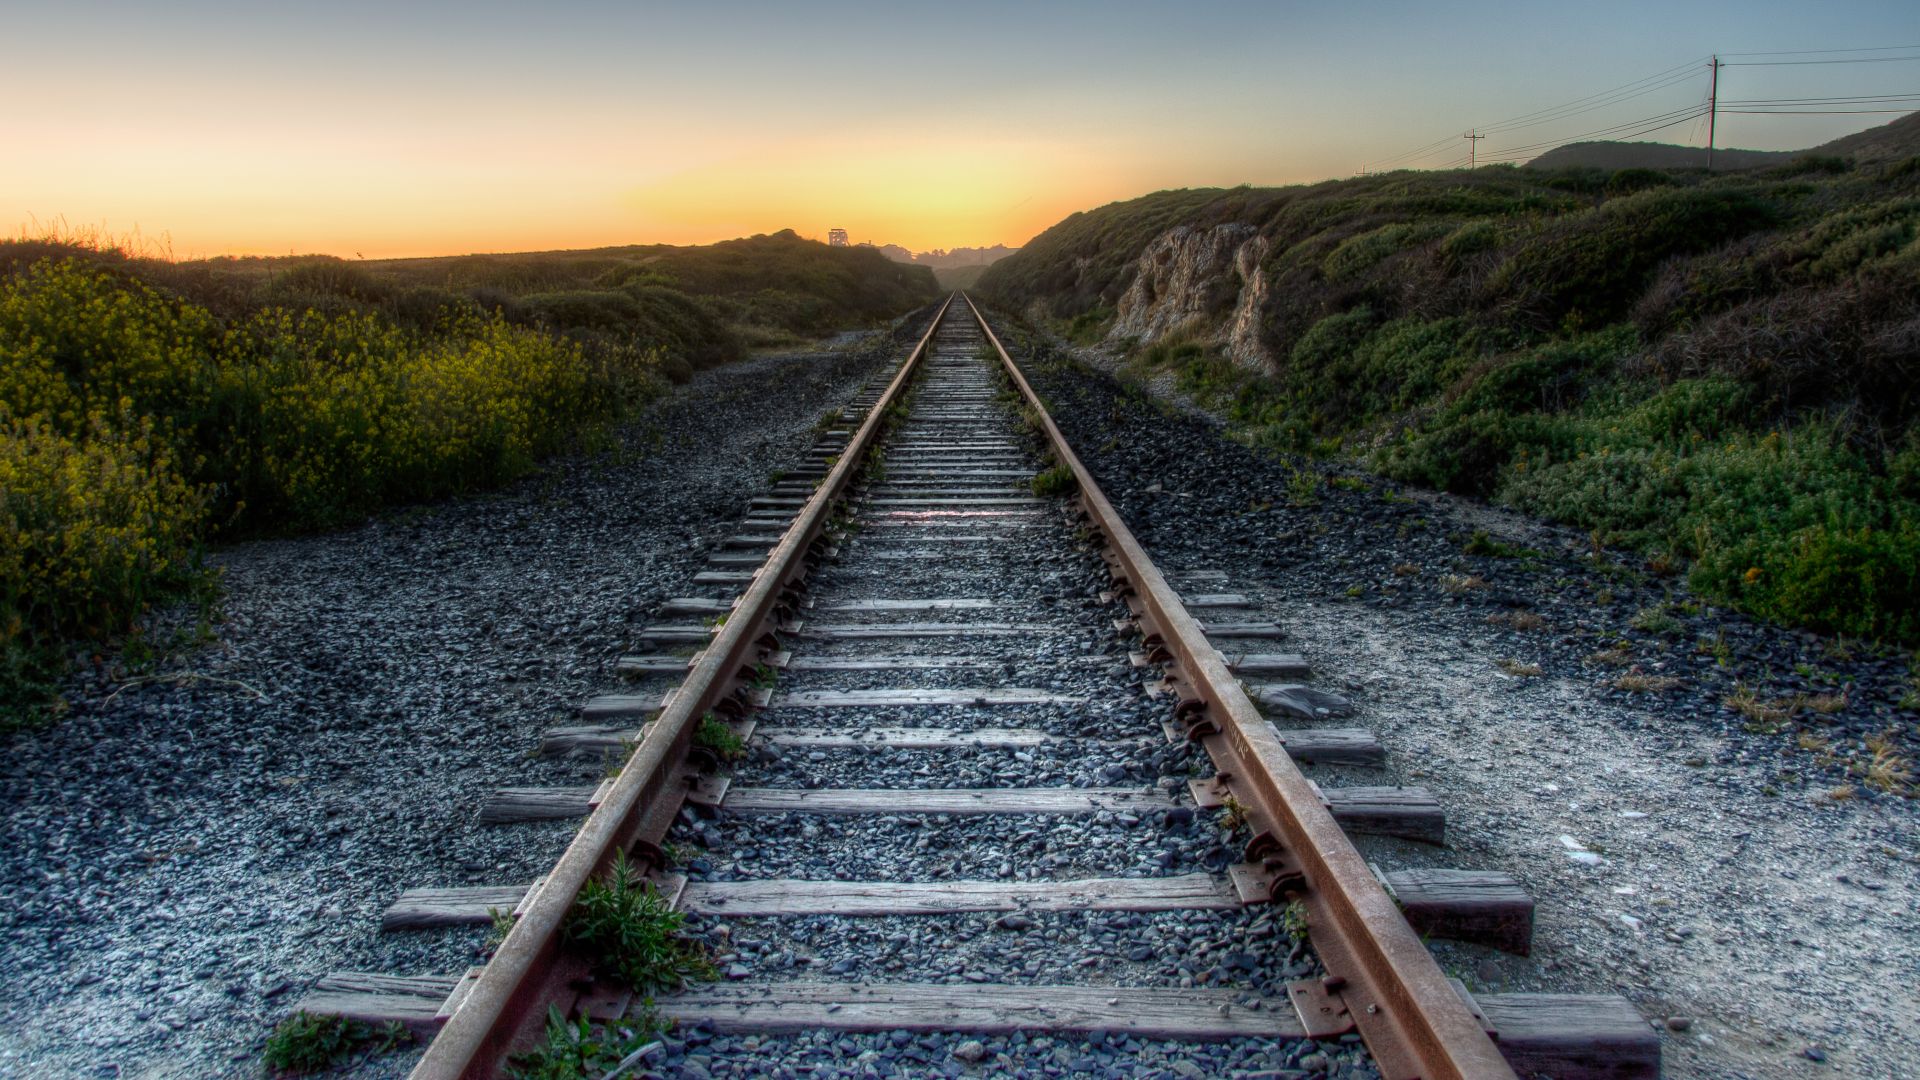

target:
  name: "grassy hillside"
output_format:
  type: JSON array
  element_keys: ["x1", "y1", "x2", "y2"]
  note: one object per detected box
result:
[
  {"x1": 1527, "y1": 141, "x2": 1787, "y2": 171},
  {"x1": 978, "y1": 155, "x2": 1920, "y2": 643},
  {"x1": 0, "y1": 231, "x2": 937, "y2": 724}
]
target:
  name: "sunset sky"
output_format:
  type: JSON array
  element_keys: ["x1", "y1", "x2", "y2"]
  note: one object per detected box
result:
[{"x1": 4, "y1": 0, "x2": 1915, "y2": 259}]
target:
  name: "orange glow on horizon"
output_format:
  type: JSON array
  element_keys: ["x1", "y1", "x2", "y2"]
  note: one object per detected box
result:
[{"x1": 8, "y1": 130, "x2": 1158, "y2": 261}]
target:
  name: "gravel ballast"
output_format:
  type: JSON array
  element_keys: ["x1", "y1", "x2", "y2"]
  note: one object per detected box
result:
[{"x1": 0, "y1": 324, "x2": 922, "y2": 1079}]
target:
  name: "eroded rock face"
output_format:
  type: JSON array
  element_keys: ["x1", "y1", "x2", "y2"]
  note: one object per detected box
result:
[{"x1": 1112, "y1": 224, "x2": 1271, "y2": 369}]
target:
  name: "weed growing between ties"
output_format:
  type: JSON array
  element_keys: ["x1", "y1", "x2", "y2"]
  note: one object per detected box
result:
[
  {"x1": 507, "y1": 1005, "x2": 663, "y2": 1080},
  {"x1": 1031, "y1": 464, "x2": 1077, "y2": 497},
  {"x1": 263, "y1": 1013, "x2": 410, "y2": 1075},
  {"x1": 693, "y1": 713, "x2": 746, "y2": 761},
  {"x1": 1280, "y1": 900, "x2": 1310, "y2": 945},
  {"x1": 564, "y1": 853, "x2": 716, "y2": 995}
]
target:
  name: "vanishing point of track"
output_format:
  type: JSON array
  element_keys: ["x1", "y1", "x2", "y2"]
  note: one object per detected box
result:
[{"x1": 297, "y1": 297, "x2": 1660, "y2": 1078}]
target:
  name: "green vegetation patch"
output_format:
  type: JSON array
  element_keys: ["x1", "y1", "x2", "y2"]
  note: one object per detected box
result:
[
  {"x1": 507, "y1": 1006, "x2": 662, "y2": 1080},
  {"x1": 1031, "y1": 464, "x2": 1078, "y2": 497},
  {"x1": 264, "y1": 1013, "x2": 410, "y2": 1075},
  {"x1": 693, "y1": 713, "x2": 746, "y2": 761},
  {"x1": 565, "y1": 853, "x2": 716, "y2": 994}
]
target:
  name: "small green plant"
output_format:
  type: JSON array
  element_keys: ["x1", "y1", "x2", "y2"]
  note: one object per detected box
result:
[
  {"x1": 1629, "y1": 604, "x2": 1682, "y2": 636},
  {"x1": 693, "y1": 714, "x2": 745, "y2": 762},
  {"x1": 506, "y1": 1005, "x2": 663, "y2": 1080},
  {"x1": 1344, "y1": 584, "x2": 1365, "y2": 599},
  {"x1": 1030, "y1": 464, "x2": 1077, "y2": 497},
  {"x1": 486, "y1": 907, "x2": 516, "y2": 953},
  {"x1": 1328, "y1": 475, "x2": 1369, "y2": 492},
  {"x1": 1279, "y1": 899, "x2": 1309, "y2": 944},
  {"x1": 1462, "y1": 530, "x2": 1540, "y2": 559},
  {"x1": 750, "y1": 663, "x2": 779, "y2": 689},
  {"x1": 1218, "y1": 794, "x2": 1249, "y2": 834},
  {"x1": 565, "y1": 854, "x2": 716, "y2": 994},
  {"x1": 1697, "y1": 630, "x2": 1733, "y2": 667},
  {"x1": 264, "y1": 1013, "x2": 410, "y2": 1074},
  {"x1": 1285, "y1": 467, "x2": 1320, "y2": 507}
]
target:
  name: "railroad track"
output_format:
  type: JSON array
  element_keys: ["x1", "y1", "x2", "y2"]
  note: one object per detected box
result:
[{"x1": 296, "y1": 297, "x2": 1660, "y2": 1078}]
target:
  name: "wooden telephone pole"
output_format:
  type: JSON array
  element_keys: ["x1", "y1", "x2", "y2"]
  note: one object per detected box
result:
[
  {"x1": 1707, "y1": 55, "x2": 1722, "y2": 170},
  {"x1": 1465, "y1": 129, "x2": 1485, "y2": 169}
]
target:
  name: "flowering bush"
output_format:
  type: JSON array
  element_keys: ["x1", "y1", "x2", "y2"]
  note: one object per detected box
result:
[{"x1": 0, "y1": 257, "x2": 645, "y2": 720}]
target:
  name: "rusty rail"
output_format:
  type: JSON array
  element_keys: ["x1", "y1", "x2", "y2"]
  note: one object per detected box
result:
[
  {"x1": 962, "y1": 293, "x2": 1517, "y2": 1080},
  {"x1": 409, "y1": 295, "x2": 955, "y2": 1080}
]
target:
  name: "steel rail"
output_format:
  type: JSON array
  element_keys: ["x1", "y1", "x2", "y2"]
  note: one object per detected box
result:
[
  {"x1": 410, "y1": 294, "x2": 955, "y2": 1080},
  {"x1": 963, "y1": 293, "x2": 1517, "y2": 1080}
]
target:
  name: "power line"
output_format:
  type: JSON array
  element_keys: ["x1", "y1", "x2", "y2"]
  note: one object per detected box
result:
[
  {"x1": 1474, "y1": 67, "x2": 1707, "y2": 137},
  {"x1": 1725, "y1": 55, "x2": 1920, "y2": 66},
  {"x1": 1471, "y1": 56, "x2": 1709, "y2": 133},
  {"x1": 1721, "y1": 92, "x2": 1920, "y2": 104},
  {"x1": 1362, "y1": 55, "x2": 1709, "y2": 171},
  {"x1": 1721, "y1": 44, "x2": 1920, "y2": 56},
  {"x1": 1722, "y1": 108, "x2": 1919, "y2": 114}
]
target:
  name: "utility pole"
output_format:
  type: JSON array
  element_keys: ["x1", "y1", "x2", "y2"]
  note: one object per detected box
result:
[
  {"x1": 1464, "y1": 129, "x2": 1485, "y2": 169},
  {"x1": 1707, "y1": 55, "x2": 1721, "y2": 170}
]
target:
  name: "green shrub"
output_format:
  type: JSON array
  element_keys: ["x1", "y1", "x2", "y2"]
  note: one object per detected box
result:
[
  {"x1": 0, "y1": 412, "x2": 210, "y2": 725},
  {"x1": 1699, "y1": 520, "x2": 1920, "y2": 642},
  {"x1": 1605, "y1": 168, "x2": 1675, "y2": 196},
  {"x1": 1321, "y1": 221, "x2": 1454, "y2": 281},
  {"x1": 564, "y1": 853, "x2": 715, "y2": 994},
  {"x1": 1490, "y1": 187, "x2": 1777, "y2": 330}
]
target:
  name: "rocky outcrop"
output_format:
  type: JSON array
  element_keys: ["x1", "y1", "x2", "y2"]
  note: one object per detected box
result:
[{"x1": 1112, "y1": 224, "x2": 1271, "y2": 369}]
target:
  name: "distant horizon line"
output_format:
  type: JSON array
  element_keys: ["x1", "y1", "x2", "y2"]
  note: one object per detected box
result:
[{"x1": 7, "y1": 220, "x2": 1026, "y2": 266}]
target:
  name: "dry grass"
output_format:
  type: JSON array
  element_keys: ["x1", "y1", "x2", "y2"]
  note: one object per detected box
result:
[
  {"x1": 1862, "y1": 731, "x2": 1913, "y2": 795},
  {"x1": 1585, "y1": 645, "x2": 1634, "y2": 667},
  {"x1": 1826, "y1": 784, "x2": 1857, "y2": 802},
  {"x1": 1487, "y1": 610, "x2": 1546, "y2": 631},
  {"x1": 1613, "y1": 672, "x2": 1683, "y2": 693},
  {"x1": 1439, "y1": 574, "x2": 1491, "y2": 594},
  {"x1": 1393, "y1": 563, "x2": 1421, "y2": 577},
  {"x1": 1727, "y1": 684, "x2": 1848, "y2": 732},
  {"x1": 1802, "y1": 691, "x2": 1849, "y2": 715},
  {"x1": 1725, "y1": 683, "x2": 1795, "y2": 730},
  {"x1": 1497, "y1": 658, "x2": 1544, "y2": 677}
]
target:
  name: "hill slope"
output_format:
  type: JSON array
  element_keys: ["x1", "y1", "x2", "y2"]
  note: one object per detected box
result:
[
  {"x1": 977, "y1": 156, "x2": 1920, "y2": 641},
  {"x1": 1529, "y1": 110, "x2": 1920, "y2": 171}
]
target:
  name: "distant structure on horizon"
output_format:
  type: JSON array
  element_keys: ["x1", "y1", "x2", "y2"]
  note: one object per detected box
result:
[{"x1": 827, "y1": 228, "x2": 848, "y2": 247}]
